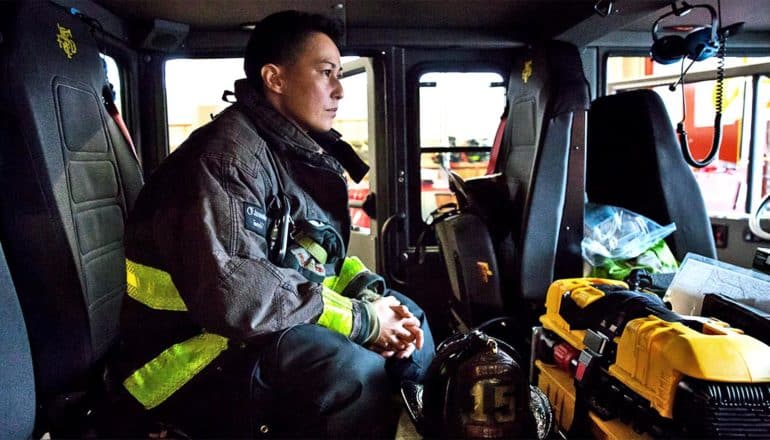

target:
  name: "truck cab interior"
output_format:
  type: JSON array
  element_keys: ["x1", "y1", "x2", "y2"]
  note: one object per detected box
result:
[{"x1": 1, "y1": 0, "x2": 769, "y2": 438}]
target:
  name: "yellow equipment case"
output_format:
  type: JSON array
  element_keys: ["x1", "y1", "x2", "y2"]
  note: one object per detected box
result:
[{"x1": 531, "y1": 278, "x2": 770, "y2": 438}]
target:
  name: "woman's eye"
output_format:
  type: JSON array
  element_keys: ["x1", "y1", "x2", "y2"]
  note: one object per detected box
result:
[{"x1": 322, "y1": 69, "x2": 332, "y2": 77}]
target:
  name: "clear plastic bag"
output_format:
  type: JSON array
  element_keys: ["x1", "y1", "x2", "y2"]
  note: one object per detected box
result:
[{"x1": 582, "y1": 203, "x2": 677, "y2": 267}]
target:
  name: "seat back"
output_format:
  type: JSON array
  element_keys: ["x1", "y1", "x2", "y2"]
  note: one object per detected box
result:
[
  {"x1": 0, "y1": 0, "x2": 142, "y2": 430},
  {"x1": 495, "y1": 41, "x2": 590, "y2": 304},
  {"x1": 0, "y1": 240, "x2": 35, "y2": 440},
  {"x1": 586, "y1": 89, "x2": 716, "y2": 260}
]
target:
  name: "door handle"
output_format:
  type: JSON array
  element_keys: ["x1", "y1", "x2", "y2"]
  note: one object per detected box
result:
[{"x1": 380, "y1": 212, "x2": 407, "y2": 286}]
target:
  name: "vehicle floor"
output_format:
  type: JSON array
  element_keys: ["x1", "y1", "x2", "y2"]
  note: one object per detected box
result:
[{"x1": 395, "y1": 408, "x2": 420, "y2": 439}]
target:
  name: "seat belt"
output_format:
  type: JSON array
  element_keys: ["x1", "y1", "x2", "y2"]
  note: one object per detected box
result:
[
  {"x1": 102, "y1": 85, "x2": 139, "y2": 163},
  {"x1": 486, "y1": 106, "x2": 508, "y2": 175}
]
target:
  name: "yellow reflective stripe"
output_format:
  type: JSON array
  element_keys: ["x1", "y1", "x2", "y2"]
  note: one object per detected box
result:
[
  {"x1": 318, "y1": 286, "x2": 353, "y2": 336},
  {"x1": 296, "y1": 235, "x2": 328, "y2": 264},
  {"x1": 126, "y1": 259, "x2": 187, "y2": 311},
  {"x1": 323, "y1": 256, "x2": 369, "y2": 294},
  {"x1": 322, "y1": 276, "x2": 337, "y2": 291},
  {"x1": 123, "y1": 333, "x2": 229, "y2": 409}
]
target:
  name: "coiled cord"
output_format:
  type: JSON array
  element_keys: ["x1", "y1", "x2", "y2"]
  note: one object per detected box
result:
[
  {"x1": 715, "y1": 36, "x2": 726, "y2": 116},
  {"x1": 680, "y1": 34, "x2": 725, "y2": 168}
]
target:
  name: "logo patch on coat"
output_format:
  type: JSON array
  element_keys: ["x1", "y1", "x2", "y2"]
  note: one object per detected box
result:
[{"x1": 243, "y1": 202, "x2": 267, "y2": 236}]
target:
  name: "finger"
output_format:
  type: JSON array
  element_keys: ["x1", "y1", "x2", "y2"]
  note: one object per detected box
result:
[
  {"x1": 377, "y1": 348, "x2": 396, "y2": 358},
  {"x1": 403, "y1": 325, "x2": 423, "y2": 350},
  {"x1": 396, "y1": 344, "x2": 416, "y2": 359},
  {"x1": 371, "y1": 341, "x2": 397, "y2": 356},
  {"x1": 400, "y1": 316, "x2": 421, "y2": 328},
  {"x1": 414, "y1": 327, "x2": 424, "y2": 350},
  {"x1": 391, "y1": 304, "x2": 414, "y2": 319},
  {"x1": 377, "y1": 335, "x2": 403, "y2": 351},
  {"x1": 401, "y1": 324, "x2": 421, "y2": 348},
  {"x1": 393, "y1": 327, "x2": 413, "y2": 340},
  {"x1": 389, "y1": 335, "x2": 407, "y2": 351}
]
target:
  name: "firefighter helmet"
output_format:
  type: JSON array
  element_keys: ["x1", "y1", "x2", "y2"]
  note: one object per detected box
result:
[{"x1": 405, "y1": 324, "x2": 552, "y2": 439}]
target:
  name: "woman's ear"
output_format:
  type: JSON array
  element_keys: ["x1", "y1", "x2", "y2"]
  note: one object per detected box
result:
[{"x1": 261, "y1": 64, "x2": 284, "y2": 95}]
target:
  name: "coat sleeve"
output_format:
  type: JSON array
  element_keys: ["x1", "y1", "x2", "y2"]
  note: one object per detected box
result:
[{"x1": 157, "y1": 149, "x2": 362, "y2": 342}]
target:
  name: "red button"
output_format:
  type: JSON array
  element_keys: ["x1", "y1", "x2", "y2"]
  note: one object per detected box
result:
[{"x1": 575, "y1": 361, "x2": 587, "y2": 381}]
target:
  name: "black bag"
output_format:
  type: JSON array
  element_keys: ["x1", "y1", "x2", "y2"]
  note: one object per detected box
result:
[
  {"x1": 434, "y1": 212, "x2": 503, "y2": 329},
  {"x1": 430, "y1": 172, "x2": 517, "y2": 329}
]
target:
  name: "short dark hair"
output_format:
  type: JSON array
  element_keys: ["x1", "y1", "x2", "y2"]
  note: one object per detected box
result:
[{"x1": 243, "y1": 10, "x2": 343, "y2": 91}]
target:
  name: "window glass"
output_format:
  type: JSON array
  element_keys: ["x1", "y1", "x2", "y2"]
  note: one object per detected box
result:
[
  {"x1": 165, "y1": 57, "x2": 362, "y2": 152},
  {"x1": 165, "y1": 58, "x2": 243, "y2": 152},
  {"x1": 606, "y1": 56, "x2": 770, "y2": 215},
  {"x1": 607, "y1": 56, "x2": 770, "y2": 86},
  {"x1": 419, "y1": 72, "x2": 506, "y2": 219},
  {"x1": 332, "y1": 64, "x2": 372, "y2": 233},
  {"x1": 101, "y1": 54, "x2": 123, "y2": 115}
]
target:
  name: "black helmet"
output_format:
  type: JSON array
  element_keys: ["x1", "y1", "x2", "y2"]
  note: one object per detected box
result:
[{"x1": 403, "y1": 320, "x2": 554, "y2": 439}]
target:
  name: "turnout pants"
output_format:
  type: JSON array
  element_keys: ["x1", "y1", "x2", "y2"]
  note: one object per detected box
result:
[{"x1": 140, "y1": 290, "x2": 435, "y2": 438}]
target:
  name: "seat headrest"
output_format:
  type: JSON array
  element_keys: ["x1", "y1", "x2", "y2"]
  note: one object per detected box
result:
[
  {"x1": 587, "y1": 89, "x2": 717, "y2": 260},
  {"x1": 507, "y1": 40, "x2": 590, "y2": 116},
  {"x1": 499, "y1": 40, "x2": 590, "y2": 194},
  {"x1": 1, "y1": 0, "x2": 108, "y2": 106},
  {"x1": 589, "y1": 89, "x2": 677, "y2": 158}
]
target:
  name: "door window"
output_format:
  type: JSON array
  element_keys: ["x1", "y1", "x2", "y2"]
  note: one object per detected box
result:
[
  {"x1": 101, "y1": 54, "x2": 124, "y2": 115},
  {"x1": 418, "y1": 72, "x2": 506, "y2": 219},
  {"x1": 165, "y1": 58, "x2": 243, "y2": 152}
]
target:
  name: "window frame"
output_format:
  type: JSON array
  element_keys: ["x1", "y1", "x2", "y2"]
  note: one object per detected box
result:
[{"x1": 94, "y1": 35, "x2": 140, "y2": 162}]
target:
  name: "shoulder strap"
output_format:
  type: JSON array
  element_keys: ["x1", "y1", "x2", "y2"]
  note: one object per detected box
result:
[
  {"x1": 486, "y1": 105, "x2": 509, "y2": 175},
  {"x1": 261, "y1": 142, "x2": 293, "y2": 264}
]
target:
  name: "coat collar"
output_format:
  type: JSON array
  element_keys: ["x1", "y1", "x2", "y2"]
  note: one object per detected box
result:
[
  {"x1": 233, "y1": 79, "x2": 370, "y2": 182},
  {"x1": 234, "y1": 79, "x2": 316, "y2": 152}
]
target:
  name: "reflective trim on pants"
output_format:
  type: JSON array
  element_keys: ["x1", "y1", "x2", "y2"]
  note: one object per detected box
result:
[{"x1": 123, "y1": 332, "x2": 229, "y2": 409}]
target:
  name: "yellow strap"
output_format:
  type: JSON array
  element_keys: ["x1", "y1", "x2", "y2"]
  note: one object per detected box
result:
[
  {"x1": 296, "y1": 234, "x2": 328, "y2": 264},
  {"x1": 126, "y1": 259, "x2": 187, "y2": 311},
  {"x1": 123, "y1": 333, "x2": 229, "y2": 409},
  {"x1": 318, "y1": 286, "x2": 354, "y2": 336},
  {"x1": 323, "y1": 256, "x2": 368, "y2": 294}
]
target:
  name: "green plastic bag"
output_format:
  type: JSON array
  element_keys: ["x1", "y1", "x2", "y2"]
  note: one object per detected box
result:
[{"x1": 589, "y1": 239, "x2": 678, "y2": 281}]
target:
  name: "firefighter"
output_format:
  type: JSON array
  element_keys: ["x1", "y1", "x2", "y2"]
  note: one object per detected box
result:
[{"x1": 117, "y1": 10, "x2": 435, "y2": 438}]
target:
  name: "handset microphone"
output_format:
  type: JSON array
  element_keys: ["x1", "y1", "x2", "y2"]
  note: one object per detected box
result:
[
  {"x1": 677, "y1": 122, "x2": 689, "y2": 152},
  {"x1": 669, "y1": 58, "x2": 696, "y2": 91}
]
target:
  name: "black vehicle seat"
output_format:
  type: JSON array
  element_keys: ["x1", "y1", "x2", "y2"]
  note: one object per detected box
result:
[
  {"x1": 586, "y1": 89, "x2": 717, "y2": 261},
  {"x1": 493, "y1": 41, "x2": 590, "y2": 320},
  {"x1": 0, "y1": 240, "x2": 36, "y2": 440},
  {"x1": 0, "y1": 0, "x2": 143, "y2": 435}
]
